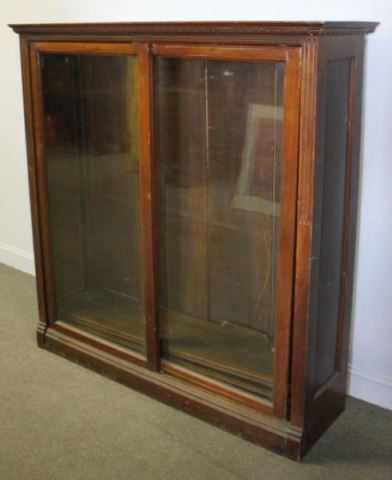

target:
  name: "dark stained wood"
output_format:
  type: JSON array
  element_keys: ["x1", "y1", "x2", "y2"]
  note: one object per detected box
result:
[
  {"x1": 272, "y1": 48, "x2": 301, "y2": 418},
  {"x1": 19, "y1": 37, "x2": 48, "y2": 327},
  {"x1": 30, "y1": 41, "x2": 139, "y2": 55},
  {"x1": 315, "y1": 57, "x2": 352, "y2": 386},
  {"x1": 335, "y1": 57, "x2": 357, "y2": 374},
  {"x1": 12, "y1": 21, "x2": 377, "y2": 461},
  {"x1": 10, "y1": 21, "x2": 378, "y2": 37},
  {"x1": 161, "y1": 360, "x2": 273, "y2": 415},
  {"x1": 289, "y1": 37, "x2": 320, "y2": 430},
  {"x1": 52, "y1": 320, "x2": 146, "y2": 367},
  {"x1": 152, "y1": 43, "x2": 288, "y2": 61},
  {"x1": 304, "y1": 35, "x2": 366, "y2": 453},
  {"x1": 137, "y1": 43, "x2": 160, "y2": 371},
  {"x1": 290, "y1": 34, "x2": 367, "y2": 456},
  {"x1": 29, "y1": 43, "x2": 57, "y2": 325},
  {"x1": 42, "y1": 323, "x2": 303, "y2": 460}
]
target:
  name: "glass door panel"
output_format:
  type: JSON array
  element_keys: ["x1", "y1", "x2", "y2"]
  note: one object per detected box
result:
[
  {"x1": 40, "y1": 52, "x2": 144, "y2": 352},
  {"x1": 155, "y1": 56, "x2": 284, "y2": 398}
]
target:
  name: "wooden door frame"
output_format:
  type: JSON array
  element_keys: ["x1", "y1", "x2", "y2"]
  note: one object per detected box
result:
[
  {"x1": 151, "y1": 42, "x2": 302, "y2": 418},
  {"x1": 28, "y1": 40, "x2": 154, "y2": 370}
]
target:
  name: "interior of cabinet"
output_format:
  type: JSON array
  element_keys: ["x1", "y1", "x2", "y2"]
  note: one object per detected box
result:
[
  {"x1": 40, "y1": 50, "x2": 285, "y2": 399},
  {"x1": 41, "y1": 53, "x2": 145, "y2": 353},
  {"x1": 155, "y1": 57, "x2": 284, "y2": 396}
]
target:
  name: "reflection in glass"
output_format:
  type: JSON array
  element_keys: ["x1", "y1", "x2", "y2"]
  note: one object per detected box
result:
[
  {"x1": 155, "y1": 58, "x2": 284, "y2": 397},
  {"x1": 41, "y1": 53, "x2": 144, "y2": 352}
]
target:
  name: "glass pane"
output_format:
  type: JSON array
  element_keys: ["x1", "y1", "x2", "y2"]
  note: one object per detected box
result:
[
  {"x1": 155, "y1": 57, "x2": 284, "y2": 398},
  {"x1": 41, "y1": 53, "x2": 144, "y2": 352}
]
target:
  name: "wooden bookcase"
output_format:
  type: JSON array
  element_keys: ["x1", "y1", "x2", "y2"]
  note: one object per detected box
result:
[{"x1": 10, "y1": 21, "x2": 377, "y2": 460}]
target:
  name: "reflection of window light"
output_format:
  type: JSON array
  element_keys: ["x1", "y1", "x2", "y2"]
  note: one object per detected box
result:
[{"x1": 223, "y1": 70, "x2": 234, "y2": 77}]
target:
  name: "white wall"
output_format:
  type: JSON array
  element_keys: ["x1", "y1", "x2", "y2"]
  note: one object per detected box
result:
[{"x1": 1, "y1": 0, "x2": 391, "y2": 410}]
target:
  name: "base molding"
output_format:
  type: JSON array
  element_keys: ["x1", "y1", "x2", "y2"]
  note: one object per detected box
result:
[
  {"x1": 0, "y1": 241, "x2": 34, "y2": 275},
  {"x1": 40, "y1": 323, "x2": 304, "y2": 461},
  {"x1": 348, "y1": 366, "x2": 392, "y2": 410}
]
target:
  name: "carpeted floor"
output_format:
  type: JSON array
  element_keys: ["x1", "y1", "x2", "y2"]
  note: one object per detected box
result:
[{"x1": 0, "y1": 262, "x2": 391, "y2": 480}]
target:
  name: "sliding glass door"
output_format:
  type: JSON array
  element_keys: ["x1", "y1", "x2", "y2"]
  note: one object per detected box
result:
[
  {"x1": 31, "y1": 41, "x2": 300, "y2": 412},
  {"x1": 33, "y1": 44, "x2": 145, "y2": 353},
  {"x1": 153, "y1": 45, "x2": 300, "y2": 408},
  {"x1": 155, "y1": 56, "x2": 284, "y2": 397}
]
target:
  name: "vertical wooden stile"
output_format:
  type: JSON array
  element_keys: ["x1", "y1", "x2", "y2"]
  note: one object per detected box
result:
[{"x1": 137, "y1": 43, "x2": 160, "y2": 371}]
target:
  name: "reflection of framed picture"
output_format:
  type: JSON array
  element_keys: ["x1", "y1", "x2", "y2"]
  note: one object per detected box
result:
[{"x1": 231, "y1": 103, "x2": 283, "y2": 216}]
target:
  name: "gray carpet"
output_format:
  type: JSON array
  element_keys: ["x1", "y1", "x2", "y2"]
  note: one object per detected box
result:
[{"x1": 0, "y1": 263, "x2": 391, "y2": 480}]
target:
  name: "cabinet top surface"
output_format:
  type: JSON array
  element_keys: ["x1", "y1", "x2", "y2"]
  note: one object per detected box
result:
[{"x1": 10, "y1": 21, "x2": 378, "y2": 36}]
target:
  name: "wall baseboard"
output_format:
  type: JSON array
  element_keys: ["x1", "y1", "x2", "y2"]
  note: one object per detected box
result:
[
  {"x1": 0, "y1": 241, "x2": 35, "y2": 275},
  {"x1": 348, "y1": 366, "x2": 392, "y2": 410}
]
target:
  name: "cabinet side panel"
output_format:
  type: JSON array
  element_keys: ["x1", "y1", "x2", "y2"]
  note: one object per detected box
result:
[
  {"x1": 315, "y1": 58, "x2": 351, "y2": 386},
  {"x1": 303, "y1": 35, "x2": 365, "y2": 453}
]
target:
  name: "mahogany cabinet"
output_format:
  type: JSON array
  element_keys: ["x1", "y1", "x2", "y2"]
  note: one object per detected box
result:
[{"x1": 11, "y1": 21, "x2": 377, "y2": 460}]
